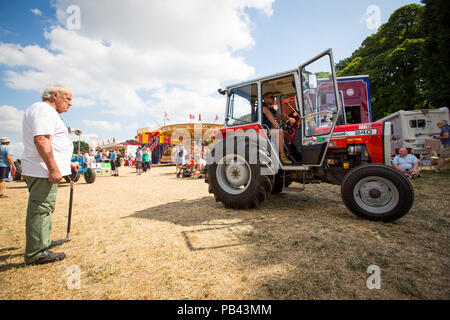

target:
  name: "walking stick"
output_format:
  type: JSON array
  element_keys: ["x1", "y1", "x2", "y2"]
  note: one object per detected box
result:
[{"x1": 65, "y1": 175, "x2": 74, "y2": 242}]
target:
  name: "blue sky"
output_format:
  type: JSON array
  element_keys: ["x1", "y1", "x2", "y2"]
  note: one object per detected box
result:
[{"x1": 0, "y1": 0, "x2": 421, "y2": 158}]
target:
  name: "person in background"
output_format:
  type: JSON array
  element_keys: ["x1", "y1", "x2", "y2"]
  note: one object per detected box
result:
[
  {"x1": 432, "y1": 120, "x2": 450, "y2": 173},
  {"x1": 114, "y1": 150, "x2": 120, "y2": 176},
  {"x1": 89, "y1": 152, "x2": 95, "y2": 167},
  {"x1": 392, "y1": 147, "x2": 420, "y2": 178},
  {"x1": 83, "y1": 151, "x2": 89, "y2": 168},
  {"x1": 0, "y1": 137, "x2": 16, "y2": 198},
  {"x1": 175, "y1": 136, "x2": 186, "y2": 174},
  {"x1": 110, "y1": 149, "x2": 116, "y2": 176},
  {"x1": 142, "y1": 149, "x2": 149, "y2": 173},
  {"x1": 96, "y1": 149, "x2": 102, "y2": 163},
  {"x1": 135, "y1": 147, "x2": 143, "y2": 175}
]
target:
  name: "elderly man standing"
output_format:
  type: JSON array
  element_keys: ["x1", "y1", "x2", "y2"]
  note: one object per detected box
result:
[
  {"x1": 22, "y1": 84, "x2": 79, "y2": 265},
  {"x1": 0, "y1": 137, "x2": 16, "y2": 198},
  {"x1": 392, "y1": 147, "x2": 420, "y2": 178},
  {"x1": 432, "y1": 120, "x2": 450, "y2": 173}
]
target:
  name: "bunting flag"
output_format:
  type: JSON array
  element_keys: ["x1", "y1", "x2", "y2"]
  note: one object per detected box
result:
[
  {"x1": 164, "y1": 111, "x2": 169, "y2": 121},
  {"x1": 215, "y1": 114, "x2": 219, "y2": 122},
  {"x1": 189, "y1": 114, "x2": 195, "y2": 120},
  {"x1": 198, "y1": 114, "x2": 202, "y2": 121}
]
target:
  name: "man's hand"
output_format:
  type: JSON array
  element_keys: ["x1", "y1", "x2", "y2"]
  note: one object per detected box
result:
[
  {"x1": 48, "y1": 168, "x2": 63, "y2": 184},
  {"x1": 11, "y1": 166, "x2": 16, "y2": 178}
]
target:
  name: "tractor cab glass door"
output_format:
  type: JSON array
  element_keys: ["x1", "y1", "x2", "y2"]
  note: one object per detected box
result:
[{"x1": 297, "y1": 49, "x2": 341, "y2": 166}]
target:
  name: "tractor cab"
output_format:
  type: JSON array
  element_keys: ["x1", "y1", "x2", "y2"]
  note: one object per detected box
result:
[{"x1": 224, "y1": 49, "x2": 341, "y2": 167}]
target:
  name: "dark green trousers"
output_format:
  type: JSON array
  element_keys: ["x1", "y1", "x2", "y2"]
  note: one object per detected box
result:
[{"x1": 25, "y1": 176, "x2": 58, "y2": 263}]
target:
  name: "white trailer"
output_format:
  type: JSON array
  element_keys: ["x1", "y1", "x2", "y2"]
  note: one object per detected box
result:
[{"x1": 378, "y1": 107, "x2": 449, "y2": 156}]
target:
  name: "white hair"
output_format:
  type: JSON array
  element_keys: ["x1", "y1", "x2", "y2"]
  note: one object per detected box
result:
[{"x1": 42, "y1": 85, "x2": 73, "y2": 100}]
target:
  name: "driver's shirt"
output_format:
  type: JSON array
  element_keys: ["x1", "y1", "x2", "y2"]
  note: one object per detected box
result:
[{"x1": 262, "y1": 103, "x2": 277, "y2": 130}]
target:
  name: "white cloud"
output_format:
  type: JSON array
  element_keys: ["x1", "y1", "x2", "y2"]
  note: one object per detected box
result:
[
  {"x1": 72, "y1": 96, "x2": 95, "y2": 108},
  {"x1": 10, "y1": 142, "x2": 24, "y2": 159},
  {"x1": 0, "y1": 105, "x2": 24, "y2": 134},
  {"x1": 83, "y1": 120, "x2": 122, "y2": 131},
  {"x1": 0, "y1": 0, "x2": 274, "y2": 125},
  {"x1": 30, "y1": 8, "x2": 43, "y2": 16}
]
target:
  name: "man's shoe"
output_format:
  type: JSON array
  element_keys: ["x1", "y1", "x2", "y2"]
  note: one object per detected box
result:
[
  {"x1": 49, "y1": 239, "x2": 65, "y2": 249},
  {"x1": 30, "y1": 250, "x2": 66, "y2": 265},
  {"x1": 280, "y1": 154, "x2": 293, "y2": 165}
]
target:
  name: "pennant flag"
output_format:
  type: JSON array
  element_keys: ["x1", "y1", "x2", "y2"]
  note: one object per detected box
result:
[
  {"x1": 164, "y1": 111, "x2": 169, "y2": 121},
  {"x1": 189, "y1": 114, "x2": 195, "y2": 120},
  {"x1": 198, "y1": 114, "x2": 202, "y2": 121},
  {"x1": 215, "y1": 114, "x2": 219, "y2": 121}
]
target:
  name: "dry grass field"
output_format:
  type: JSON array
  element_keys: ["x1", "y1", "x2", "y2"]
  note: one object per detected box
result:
[{"x1": 0, "y1": 165, "x2": 449, "y2": 300}]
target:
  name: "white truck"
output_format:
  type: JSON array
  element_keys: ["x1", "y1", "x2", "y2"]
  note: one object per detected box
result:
[{"x1": 378, "y1": 107, "x2": 449, "y2": 156}]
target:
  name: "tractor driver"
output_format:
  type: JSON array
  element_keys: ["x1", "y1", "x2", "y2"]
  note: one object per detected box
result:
[{"x1": 262, "y1": 92, "x2": 296, "y2": 165}]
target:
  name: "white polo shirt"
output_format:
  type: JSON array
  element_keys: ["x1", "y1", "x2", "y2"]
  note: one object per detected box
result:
[{"x1": 21, "y1": 102, "x2": 73, "y2": 178}]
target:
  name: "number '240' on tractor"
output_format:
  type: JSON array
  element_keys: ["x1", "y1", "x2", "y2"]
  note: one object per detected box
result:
[{"x1": 205, "y1": 49, "x2": 414, "y2": 222}]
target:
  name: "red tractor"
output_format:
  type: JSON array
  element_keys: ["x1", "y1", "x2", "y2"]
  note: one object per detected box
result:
[{"x1": 205, "y1": 49, "x2": 414, "y2": 222}]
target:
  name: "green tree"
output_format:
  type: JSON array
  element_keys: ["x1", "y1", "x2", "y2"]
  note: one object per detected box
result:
[
  {"x1": 315, "y1": 72, "x2": 331, "y2": 79},
  {"x1": 336, "y1": 4, "x2": 426, "y2": 120},
  {"x1": 422, "y1": 0, "x2": 450, "y2": 108},
  {"x1": 73, "y1": 141, "x2": 90, "y2": 154}
]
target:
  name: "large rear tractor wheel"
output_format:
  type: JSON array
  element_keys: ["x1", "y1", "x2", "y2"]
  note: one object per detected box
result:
[
  {"x1": 207, "y1": 144, "x2": 273, "y2": 209},
  {"x1": 341, "y1": 164, "x2": 414, "y2": 222},
  {"x1": 84, "y1": 168, "x2": 96, "y2": 184}
]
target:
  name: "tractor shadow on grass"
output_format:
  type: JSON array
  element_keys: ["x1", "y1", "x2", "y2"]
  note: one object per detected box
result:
[
  {"x1": 124, "y1": 188, "x2": 354, "y2": 254},
  {"x1": 125, "y1": 189, "x2": 348, "y2": 228}
]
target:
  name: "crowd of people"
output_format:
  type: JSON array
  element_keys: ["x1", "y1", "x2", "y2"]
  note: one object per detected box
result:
[{"x1": 75, "y1": 147, "x2": 154, "y2": 177}]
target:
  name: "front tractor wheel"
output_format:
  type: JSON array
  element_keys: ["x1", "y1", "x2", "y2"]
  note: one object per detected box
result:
[
  {"x1": 207, "y1": 153, "x2": 272, "y2": 209},
  {"x1": 341, "y1": 164, "x2": 414, "y2": 222}
]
